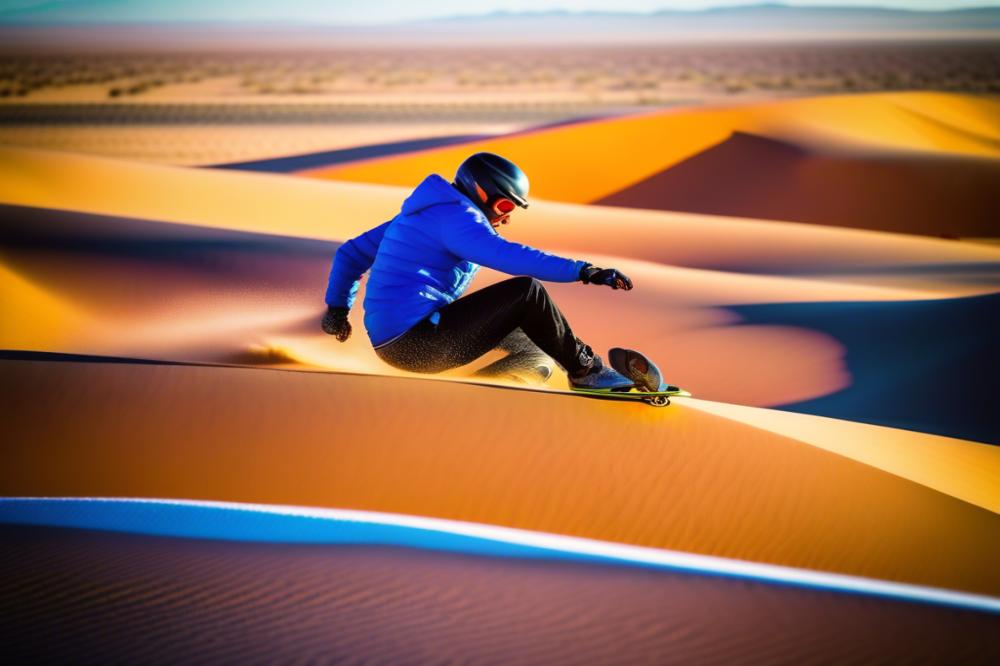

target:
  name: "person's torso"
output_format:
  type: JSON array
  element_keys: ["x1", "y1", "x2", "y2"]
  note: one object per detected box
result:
[{"x1": 363, "y1": 203, "x2": 479, "y2": 347}]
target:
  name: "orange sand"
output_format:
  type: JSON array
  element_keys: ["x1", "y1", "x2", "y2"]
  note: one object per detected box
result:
[
  {"x1": 310, "y1": 92, "x2": 1000, "y2": 202},
  {"x1": 3, "y1": 359, "x2": 1000, "y2": 598},
  {"x1": 2, "y1": 107, "x2": 998, "y2": 608},
  {"x1": 2, "y1": 146, "x2": 997, "y2": 403},
  {"x1": 308, "y1": 91, "x2": 1000, "y2": 236}
]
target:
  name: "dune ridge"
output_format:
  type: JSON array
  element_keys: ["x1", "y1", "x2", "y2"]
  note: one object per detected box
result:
[
  {"x1": 3, "y1": 200, "x2": 996, "y2": 419},
  {"x1": 2, "y1": 142, "x2": 996, "y2": 421},
  {"x1": 309, "y1": 92, "x2": 1000, "y2": 200},
  {"x1": 310, "y1": 91, "x2": 1000, "y2": 236},
  {"x1": 2, "y1": 145, "x2": 996, "y2": 275},
  {"x1": 687, "y1": 399, "x2": 1000, "y2": 514},
  {"x1": 3, "y1": 357, "x2": 1000, "y2": 597},
  {"x1": 594, "y1": 130, "x2": 1000, "y2": 237}
]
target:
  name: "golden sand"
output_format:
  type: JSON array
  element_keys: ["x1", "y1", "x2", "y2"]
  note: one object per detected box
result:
[
  {"x1": 4, "y1": 360, "x2": 999, "y2": 598},
  {"x1": 1, "y1": 144, "x2": 996, "y2": 276},
  {"x1": 2, "y1": 143, "x2": 998, "y2": 405},
  {"x1": 309, "y1": 92, "x2": 1000, "y2": 203},
  {"x1": 2, "y1": 112, "x2": 998, "y2": 608}
]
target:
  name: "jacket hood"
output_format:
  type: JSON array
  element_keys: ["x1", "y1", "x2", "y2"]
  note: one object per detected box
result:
[{"x1": 401, "y1": 174, "x2": 475, "y2": 216}]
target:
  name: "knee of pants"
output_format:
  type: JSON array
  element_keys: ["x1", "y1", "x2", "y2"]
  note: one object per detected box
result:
[{"x1": 509, "y1": 275, "x2": 546, "y2": 298}]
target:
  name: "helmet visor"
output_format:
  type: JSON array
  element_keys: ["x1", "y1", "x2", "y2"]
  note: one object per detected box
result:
[{"x1": 492, "y1": 197, "x2": 516, "y2": 215}]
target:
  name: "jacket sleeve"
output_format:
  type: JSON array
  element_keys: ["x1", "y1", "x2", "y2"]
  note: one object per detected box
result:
[
  {"x1": 440, "y1": 208, "x2": 586, "y2": 283},
  {"x1": 324, "y1": 220, "x2": 391, "y2": 308}
]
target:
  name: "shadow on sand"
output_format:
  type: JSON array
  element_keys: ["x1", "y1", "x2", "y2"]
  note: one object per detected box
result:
[{"x1": 729, "y1": 293, "x2": 999, "y2": 444}]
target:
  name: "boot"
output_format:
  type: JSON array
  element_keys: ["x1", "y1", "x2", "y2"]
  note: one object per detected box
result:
[{"x1": 569, "y1": 354, "x2": 634, "y2": 391}]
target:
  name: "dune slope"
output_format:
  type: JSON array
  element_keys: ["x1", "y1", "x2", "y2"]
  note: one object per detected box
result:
[
  {"x1": 3, "y1": 357, "x2": 1000, "y2": 597},
  {"x1": 5, "y1": 525, "x2": 998, "y2": 664},
  {"x1": 3, "y1": 199, "x2": 997, "y2": 436},
  {"x1": 595, "y1": 130, "x2": 1000, "y2": 237},
  {"x1": 729, "y1": 295, "x2": 999, "y2": 443},
  {"x1": 2, "y1": 142, "x2": 997, "y2": 430},
  {"x1": 3, "y1": 145, "x2": 997, "y2": 275},
  {"x1": 310, "y1": 92, "x2": 1000, "y2": 236}
]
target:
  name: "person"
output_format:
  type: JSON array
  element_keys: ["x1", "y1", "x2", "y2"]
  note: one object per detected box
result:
[{"x1": 322, "y1": 151, "x2": 635, "y2": 389}]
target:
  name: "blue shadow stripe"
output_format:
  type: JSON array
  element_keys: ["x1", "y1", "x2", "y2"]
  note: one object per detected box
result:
[{"x1": 1, "y1": 498, "x2": 998, "y2": 615}]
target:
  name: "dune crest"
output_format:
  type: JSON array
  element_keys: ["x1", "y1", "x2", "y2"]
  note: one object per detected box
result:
[
  {"x1": 687, "y1": 399, "x2": 1000, "y2": 515},
  {"x1": 595, "y1": 130, "x2": 1000, "y2": 237},
  {"x1": 3, "y1": 358, "x2": 999, "y2": 598},
  {"x1": 2, "y1": 147, "x2": 997, "y2": 428},
  {"x1": 311, "y1": 91, "x2": 1000, "y2": 237},
  {"x1": 0, "y1": 264, "x2": 98, "y2": 350},
  {"x1": 2, "y1": 145, "x2": 996, "y2": 276}
]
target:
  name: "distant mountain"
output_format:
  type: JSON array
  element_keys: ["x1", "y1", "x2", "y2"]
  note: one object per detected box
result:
[
  {"x1": 414, "y1": 4, "x2": 1000, "y2": 40},
  {"x1": 2, "y1": 3, "x2": 999, "y2": 49}
]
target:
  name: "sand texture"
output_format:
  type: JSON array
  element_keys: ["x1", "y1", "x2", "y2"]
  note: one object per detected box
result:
[
  {"x1": 3, "y1": 357, "x2": 1000, "y2": 598},
  {"x1": 3, "y1": 525, "x2": 998, "y2": 665}
]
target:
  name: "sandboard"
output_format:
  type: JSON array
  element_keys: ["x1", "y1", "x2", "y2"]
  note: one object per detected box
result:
[
  {"x1": 570, "y1": 347, "x2": 690, "y2": 407},
  {"x1": 570, "y1": 384, "x2": 691, "y2": 407}
]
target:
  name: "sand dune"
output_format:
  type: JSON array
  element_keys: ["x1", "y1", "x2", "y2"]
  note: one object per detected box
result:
[
  {"x1": 5, "y1": 525, "x2": 998, "y2": 664},
  {"x1": 1, "y1": 145, "x2": 997, "y2": 422},
  {"x1": 688, "y1": 399, "x2": 1000, "y2": 515},
  {"x1": 2, "y1": 144, "x2": 996, "y2": 277},
  {"x1": 725, "y1": 294, "x2": 999, "y2": 443},
  {"x1": 0, "y1": 145, "x2": 400, "y2": 241},
  {"x1": 0, "y1": 123, "x2": 514, "y2": 167},
  {"x1": 3, "y1": 201, "x2": 996, "y2": 424},
  {"x1": 2, "y1": 95, "x2": 999, "y2": 654},
  {"x1": 0, "y1": 263, "x2": 96, "y2": 350},
  {"x1": 2, "y1": 143, "x2": 997, "y2": 562},
  {"x1": 310, "y1": 91, "x2": 1000, "y2": 236},
  {"x1": 308, "y1": 92, "x2": 1000, "y2": 200},
  {"x1": 3, "y1": 357, "x2": 999, "y2": 598},
  {"x1": 595, "y1": 130, "x2": 1000, "y2": 237}
]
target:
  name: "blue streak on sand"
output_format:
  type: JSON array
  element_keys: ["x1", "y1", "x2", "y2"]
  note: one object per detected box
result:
[{"x1": 1, "y1": 497, "x2": 998, "y2": 615}]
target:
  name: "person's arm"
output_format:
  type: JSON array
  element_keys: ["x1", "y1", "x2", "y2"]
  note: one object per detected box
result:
[
  {"x1": 440, "y1": 208, "x2": 586, "y2": 282},
  {"x1": 324, "y1": 220, "x2": 391, "y2": 309}
]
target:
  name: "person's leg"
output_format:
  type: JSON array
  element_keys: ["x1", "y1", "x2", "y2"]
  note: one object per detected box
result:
[
  {"x1": 375, "y1": 276, "x2": 592, "y2": 375},
  {"x1": 472, "y1": 328, "x2": 555, "y2": 382}
]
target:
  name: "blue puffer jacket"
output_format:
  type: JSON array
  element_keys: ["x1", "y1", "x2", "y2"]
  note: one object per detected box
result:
[{"x1": 325, "y1": 174, "x2": 587, "y2": 347}]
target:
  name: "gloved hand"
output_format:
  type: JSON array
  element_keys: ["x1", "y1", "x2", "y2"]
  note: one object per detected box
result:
[
  {"x1": 321, "y1": 306, "x2": 352, "y2": 341},
  {"x1": 579, "y1": 265, "x2": 633, "y2": 290}
]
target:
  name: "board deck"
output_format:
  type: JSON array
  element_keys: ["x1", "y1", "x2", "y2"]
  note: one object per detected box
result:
[{"x1": 570, "y1": 386, "x2": 692, "y2": 403}]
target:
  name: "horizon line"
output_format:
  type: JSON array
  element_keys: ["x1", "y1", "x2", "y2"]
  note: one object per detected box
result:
[{"x1": 2, "y1": 2, "x2": 1000, "y2": 29}]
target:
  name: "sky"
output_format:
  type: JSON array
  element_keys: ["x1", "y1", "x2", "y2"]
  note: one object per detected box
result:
[{"x1": 1, "y1": 1, "x2": 999, "y2": 25}]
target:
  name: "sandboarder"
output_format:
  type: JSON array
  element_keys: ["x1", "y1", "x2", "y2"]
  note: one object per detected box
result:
[{"x1": 322, "y1": 151, "x2": 635, "y2": 389}]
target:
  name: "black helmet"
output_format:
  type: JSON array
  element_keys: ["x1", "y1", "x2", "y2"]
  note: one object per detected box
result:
[{"x1": 454, "y1": 152, "x2": 529, "y2": 215}]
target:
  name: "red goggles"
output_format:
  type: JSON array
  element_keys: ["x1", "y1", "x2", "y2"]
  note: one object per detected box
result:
[{"x1": 491, "y1": 197, "x2": 516, "y2": 216}]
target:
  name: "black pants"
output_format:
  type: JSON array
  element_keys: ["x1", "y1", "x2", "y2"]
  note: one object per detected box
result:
[{"x1": 375, "y1": 276, "x2": 592, "y2": 376}]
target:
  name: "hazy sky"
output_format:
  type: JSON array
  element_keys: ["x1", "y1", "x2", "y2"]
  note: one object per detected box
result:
[{"x1": 2, "y1": 1, "x2": 999, "y2": 25}]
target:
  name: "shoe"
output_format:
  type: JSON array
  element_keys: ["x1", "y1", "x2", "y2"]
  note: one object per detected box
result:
[
  {"x1": 608, "y1": 347, "x2": 666, "y2": 392},
  {"x1": 569, "y1": 354, "x2": 635, "y2": 391}
]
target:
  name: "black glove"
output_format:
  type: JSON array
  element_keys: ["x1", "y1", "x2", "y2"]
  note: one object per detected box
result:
[
  {"x1": 579, "y1": 265, "x2": 633, "y2": 290},
  {"x1": 322, "y1": 306, "x2": 352, "y2": 342}
]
